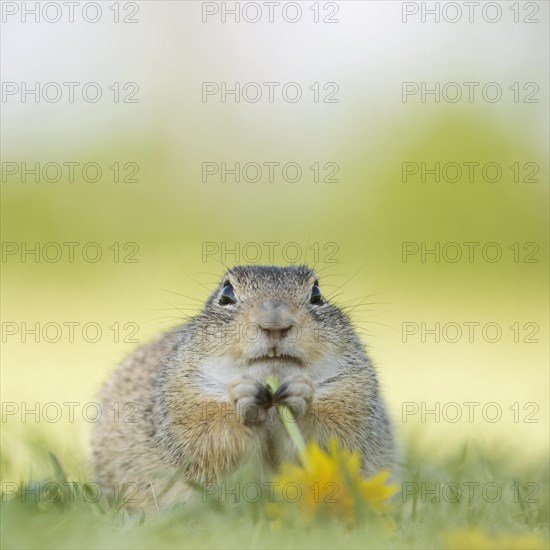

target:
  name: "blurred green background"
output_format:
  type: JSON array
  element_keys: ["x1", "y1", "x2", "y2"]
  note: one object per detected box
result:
[{"x1": 1, "y1": 1, "x2": 548, "y2": 483}]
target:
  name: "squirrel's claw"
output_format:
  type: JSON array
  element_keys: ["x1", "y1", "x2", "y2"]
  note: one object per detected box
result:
[
  {"x1": 228, "y1": 376, "x2": 273, "y2": 426},
  {"x1": 273, "y1": 373, "x2": 315, "y2": 420}
]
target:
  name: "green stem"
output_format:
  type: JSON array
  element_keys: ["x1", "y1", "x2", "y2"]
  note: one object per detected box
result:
[{"x1": 266, "y1": 376, "x2": 308, "y2": 463}]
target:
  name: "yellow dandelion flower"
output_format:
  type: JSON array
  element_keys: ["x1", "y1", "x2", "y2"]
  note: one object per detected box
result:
[
  {"x1": 272, "y1": 438, "x2": 398, "y2": 524},
  {"x1": 359, "y1": 469, "x2": 399, "y2": 512},
  {"x1": 444, "y1": 529, "x2": 549, "y2": 550},
  {"x1": 265, "y1": 376, "x2": 398, "y2": 525}
]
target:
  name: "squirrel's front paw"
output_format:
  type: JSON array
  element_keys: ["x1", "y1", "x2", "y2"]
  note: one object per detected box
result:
[
  {"x1": 273, "y1": 374, "x2": 315, "y2": 420},
  {"x1": 228, "y1": 375, "x2": 272, "y2": 425}
]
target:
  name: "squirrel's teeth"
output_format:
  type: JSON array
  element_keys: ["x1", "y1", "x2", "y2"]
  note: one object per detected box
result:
[{"x1": 268, "y1": 349, "x2": 275, "y2": 358}]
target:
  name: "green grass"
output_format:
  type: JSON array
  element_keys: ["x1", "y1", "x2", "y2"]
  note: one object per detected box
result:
[{"x1": 1, "y1": 435, "x2": 548, "y2": 550}]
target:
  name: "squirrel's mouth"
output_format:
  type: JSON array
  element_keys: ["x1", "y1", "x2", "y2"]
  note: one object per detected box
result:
[{"x1": 248, "y1": 352, "x2": 303, "y2": 366}]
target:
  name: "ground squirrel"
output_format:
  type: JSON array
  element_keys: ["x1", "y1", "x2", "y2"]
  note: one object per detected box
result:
[{"x1": 92, "y1": 265, "x2": 396, "y2": 510}]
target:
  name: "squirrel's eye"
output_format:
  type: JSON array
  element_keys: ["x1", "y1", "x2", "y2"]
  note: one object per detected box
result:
[
  {"x1": 219, "y1": 283, "x2": 237, "y2": 305},
  {"x1": 310, "y1": 284, "x2": 323, "y2": 305}
]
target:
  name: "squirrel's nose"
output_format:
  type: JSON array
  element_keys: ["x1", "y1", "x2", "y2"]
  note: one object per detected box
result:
[{"x1": 253, "y1": 300, "x2": 296, "y2": 340}]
